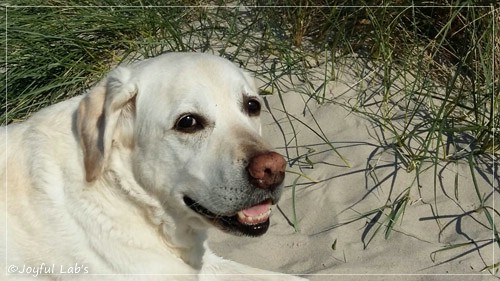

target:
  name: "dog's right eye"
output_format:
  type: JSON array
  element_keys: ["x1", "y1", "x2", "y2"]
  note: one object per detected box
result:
[{"x1": 175, "y1": 114, "x2": 204, "y2": 133}]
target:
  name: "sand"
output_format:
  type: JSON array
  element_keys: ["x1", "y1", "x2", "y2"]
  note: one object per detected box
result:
[{"x1": 207, "y1": 56, "x2": 497, "y2": 280}]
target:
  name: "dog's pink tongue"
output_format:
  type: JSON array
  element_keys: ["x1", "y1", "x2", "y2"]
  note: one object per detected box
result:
[{"x1": 242, "y1": 200, "x2": 272, "y2": 216}]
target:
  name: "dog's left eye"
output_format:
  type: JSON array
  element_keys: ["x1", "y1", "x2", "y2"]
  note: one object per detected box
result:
[
  {"x1": 175, "y1": 114, "x2": 204, "y2": 133},
  {"x1": 245, "y1": 98, "x2": 261, "y2": 116}
]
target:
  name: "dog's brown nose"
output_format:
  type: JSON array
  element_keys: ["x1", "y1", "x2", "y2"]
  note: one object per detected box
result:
[{"x1": 247, "y1": 151, "x2": 286, "y2": 190}]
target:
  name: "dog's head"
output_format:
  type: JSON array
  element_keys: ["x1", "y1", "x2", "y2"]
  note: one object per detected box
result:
[{"x1": 76, "y1": 53, "x2": 286, "y2": 237}]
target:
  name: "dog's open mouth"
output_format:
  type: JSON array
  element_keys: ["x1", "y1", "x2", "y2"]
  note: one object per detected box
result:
[{"x1": 183, "y1": 196, "x2": 272, "y2": 236}]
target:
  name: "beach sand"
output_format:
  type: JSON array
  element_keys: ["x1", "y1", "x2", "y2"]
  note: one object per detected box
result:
[{"x1": 208, "y1": 57, "x2": 497, "y2": 280}]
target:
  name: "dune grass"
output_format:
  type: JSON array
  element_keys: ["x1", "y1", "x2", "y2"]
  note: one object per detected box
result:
[{"x1": 2, "y1": 0, "x2": 498, "y2": 274}]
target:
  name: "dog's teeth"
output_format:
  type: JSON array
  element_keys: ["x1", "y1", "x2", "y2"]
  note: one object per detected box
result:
[
  {"x1": 237, "y1": 211, "x2": 246, "y2": 221},
  {"x1": 236, "y1": 209, "x2": 271, "y2": 225}
]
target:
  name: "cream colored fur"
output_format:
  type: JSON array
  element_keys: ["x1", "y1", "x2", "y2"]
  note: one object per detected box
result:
[{"x1": 0, "y1": 53, "x2": 306, "y2": 281}]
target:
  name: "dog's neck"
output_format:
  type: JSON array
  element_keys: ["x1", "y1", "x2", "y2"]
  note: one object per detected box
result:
[{"x1": 101, "y1": 148, "x2": 207, "y2": 269}]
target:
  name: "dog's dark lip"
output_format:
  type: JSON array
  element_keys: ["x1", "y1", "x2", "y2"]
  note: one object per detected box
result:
[{"x1": 183, "y1": 196, "x2": 271, "y2": 237}]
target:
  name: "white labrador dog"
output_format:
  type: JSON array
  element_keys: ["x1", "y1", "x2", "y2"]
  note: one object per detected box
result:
[{"x1": 1, "y1": 53, "x2": 307, "y2": 280}]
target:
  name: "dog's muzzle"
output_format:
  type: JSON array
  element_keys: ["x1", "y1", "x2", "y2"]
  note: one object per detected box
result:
[{"x1": 184, "y1": 151, "x2": 287, "y2": 236}]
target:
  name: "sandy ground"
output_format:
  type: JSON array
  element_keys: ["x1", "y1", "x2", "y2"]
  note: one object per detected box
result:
[{"x1": 208, "y1": 57, "x2": 498, "y2": 281}]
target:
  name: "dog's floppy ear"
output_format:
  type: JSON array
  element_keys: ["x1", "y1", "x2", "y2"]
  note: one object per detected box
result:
[{"x1": 77, "y1": 67, "x2": 137, "y2": 182}]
